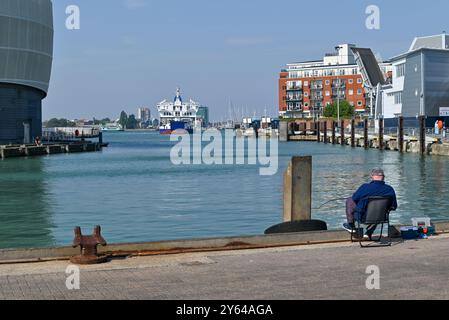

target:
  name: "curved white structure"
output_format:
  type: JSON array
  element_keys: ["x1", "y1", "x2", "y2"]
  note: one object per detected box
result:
[{"x1": 0, "y1": 0, "x2": 53, "y2": 143}]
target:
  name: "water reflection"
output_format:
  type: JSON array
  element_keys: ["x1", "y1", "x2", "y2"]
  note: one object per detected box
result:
[
  {"x1": 1, "y1": 133, "x2": 449, "y2": 249},
  {"x1": 0, "y1": 158, "x2": 55, "y2": 249}
]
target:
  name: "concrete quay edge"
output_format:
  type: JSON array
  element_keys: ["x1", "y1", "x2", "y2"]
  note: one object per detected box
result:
[{"x1": 1, "y1": 220, "x2": 448, "y2": 264}]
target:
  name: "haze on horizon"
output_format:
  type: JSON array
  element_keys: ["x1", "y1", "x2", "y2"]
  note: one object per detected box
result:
[{"x1": 45, "y1": 0, "x2": 449, "y2": 121}]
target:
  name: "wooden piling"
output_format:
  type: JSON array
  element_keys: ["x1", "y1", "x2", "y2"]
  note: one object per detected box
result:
[
  {"x1": 316, "y1": 121, "x2": 321, "y2": 143},
  {"x1": 419, "y1": 115, "x2": 426, "y2": 155},
  {"x1": 332, "y1": 121, "x2": 336, "y2": 145},
  {"x1": 378, "y1": 117, "x2": 384, "y2": 151},
  {"x1": 340, "y1": 120, "x2": 345, "y2": 146},
  {"x1": 398, "y1": 116, "x2": 404, "y2": 153},
  {"x1": 364, "y1": 118, "x2": 369, "y2": 149},
  {"x1": 283, "y1": 157, "x2": 312, "y2": 222},
  {"x1": 351, "y1": 119, "x2": 356, "y2": 148},
  {"x1": 323, "y1": 121, "x2": 328, "y2": 144}
]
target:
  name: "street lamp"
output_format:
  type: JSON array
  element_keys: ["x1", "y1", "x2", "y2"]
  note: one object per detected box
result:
[{"x1": 335, "y1": 46, "x2": 343, "y2": 124}]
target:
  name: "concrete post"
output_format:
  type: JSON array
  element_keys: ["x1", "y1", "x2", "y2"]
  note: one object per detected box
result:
[
  {"x1": 398, "y1": 116, "x2": 404, "y2": 153},
  {"x1": 351, "y1": 119, "x2": 356, "y2": 148},
  {"x1": 332, "y1": 121, "x2": 336, "y2": 145},
  {"x1": 378, "y1": 117, "x2": 384, "y2": 151},
  {"x1": 283, "y1": 156, "x2": 312, "y2": 222},
  {"x1": 364, "y1": 118, "x2": 369, "y2": 149},
  {"x1": 279, "y1": 121, "x2": 288, "y2": 142}
]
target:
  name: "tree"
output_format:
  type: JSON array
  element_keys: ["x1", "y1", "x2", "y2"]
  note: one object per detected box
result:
[
  {"x1": 44, "y1": 118, "x2": 76, "y2": 128},
  {"x1": 126, "y1": 114, "x2": 138, "y2": 129},
  {"x1": 100, "y1": 118, "x2": 111, "y2": 125},
  {"x1": 323, "y1": 100, "x2": 355, "y2": 119},
  {"x1": 118, "y1": 111, "x2": 128, "y2": 129}
]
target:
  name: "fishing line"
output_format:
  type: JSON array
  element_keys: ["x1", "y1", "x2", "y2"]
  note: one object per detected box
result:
[{"x1": 313, "y1": 197, "x2": 350, "y2": 210}]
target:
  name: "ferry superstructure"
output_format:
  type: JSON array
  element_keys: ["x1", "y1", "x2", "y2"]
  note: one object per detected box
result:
[{"x1": 157, "y1": 88, "x2": 202, "y2": 134}]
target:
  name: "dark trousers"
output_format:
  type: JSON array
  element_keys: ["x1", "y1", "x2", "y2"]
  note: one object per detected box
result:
[
  {"x1": 346, "y1": 197, "x2": 377, "y2": 235},
  {"x1": 346, "y1": 198, "x2": 357, "y2": 224}
]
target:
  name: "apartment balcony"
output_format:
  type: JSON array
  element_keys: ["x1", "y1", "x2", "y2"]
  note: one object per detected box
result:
[
  {"x1": 331, "y1": 81, "x2": 346, "y2": 88},
  {"x1": 332, "y1": 94, "x2": 346, "y2": 99},
  {"x1": 286, "y1": 86, "x2": 302, "y2": 91},
  {"x1": 287, "y1": 106, "x2": 303, "y2": 112},
  {"x1": 310, "y1": 85, "x2": 323, "y2": 90},
  {"x1": 311, "y1": 95, "x2": 323, "y2": 101},
  {"x1": 286, "y1": 95, "x2": 303, "y2": 101}
]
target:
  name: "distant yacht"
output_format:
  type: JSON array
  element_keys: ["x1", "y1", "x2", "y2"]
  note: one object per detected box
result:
[{"x1": 157, "y1": 88, "x2": 203, "y2": 134}]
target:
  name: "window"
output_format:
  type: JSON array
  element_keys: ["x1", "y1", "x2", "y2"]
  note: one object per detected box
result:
[
  {"x1": 357, "y1": 89, "x2": 363, "y2": 95},
  {"x1": 325, "y1": 80, "x2": 330, "y2": 85},
  {"x1": 325, "y1": 91, "x2": 330, "y2": 96},
  {"x1": 304, "y1": 81, "x2": 309, "y2": 87},
  {"x1": 357, "y1": 101, "x2": 363, "y2": 106},
  {"x1": 304, "y1": 92, "x2": 309, "y2": 97},
  {"x1": 352, "y1": 68, "x2": 358, "y2": 75},
  {"x1": 304, "y1": 103, "x2": 309, "y2": 107},
  {"x1": 348, "y1": 79, "x2": 353, "y2": 84},
  {"x1": 357, "y1": 78, "x2": 362, "y2": 84},
  {"x1": 396, "y1": 64, "x2": 406, "y2": 78},
  {"x1": 348, "y1": 90, "x2": 354, "y2": 96}
]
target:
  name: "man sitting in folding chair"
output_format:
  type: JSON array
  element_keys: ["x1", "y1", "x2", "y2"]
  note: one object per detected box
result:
[{"x1": 343, "y1": 168, "x2": 398, "y2": 242}]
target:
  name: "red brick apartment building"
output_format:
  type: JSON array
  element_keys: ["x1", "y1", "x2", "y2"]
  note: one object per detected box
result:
[{"x1": 279, "y1": 44, "x2": 392, "y2": 118}]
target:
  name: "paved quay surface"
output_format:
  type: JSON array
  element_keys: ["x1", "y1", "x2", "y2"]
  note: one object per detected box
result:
[{"x1": 1, "y1": 235, "x2": 449, "y2": 300}]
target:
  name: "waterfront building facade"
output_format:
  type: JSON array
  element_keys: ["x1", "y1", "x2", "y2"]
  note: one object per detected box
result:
[
  {"x1": 137, "y1": 107, "x2": 151, "y2": 122},
  {"x1": 279, "y1": 44, "x2": 392, "y2": 119},
  {"x1": 381, "y1": 34, "x2": 449, "y2": 127},
  {"x1": 0, "y1": 0, "x2": 54, "y2": 144}
]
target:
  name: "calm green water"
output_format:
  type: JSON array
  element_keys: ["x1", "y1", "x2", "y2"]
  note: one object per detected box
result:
[{"x1": 1, "y1": 131, "x2": 448, "y2": 249}]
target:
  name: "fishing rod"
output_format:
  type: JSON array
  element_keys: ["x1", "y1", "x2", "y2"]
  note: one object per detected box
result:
[{"x1": 312, "y1": 197, "x2": 350, "y2": 210}]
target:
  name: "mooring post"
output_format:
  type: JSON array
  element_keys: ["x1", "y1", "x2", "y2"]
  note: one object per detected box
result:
[
  {"x1": 99, "y1": 131, "x2": 103, "y2": 145},
  {"x1": 364, "y1": 118, "x2": 369, "y2": 149},
  {"x1": 351, "y1": 118, "x2": 356, "y2": 148},
  {"x1": 398, "y1": 116, "x2": 404, "y2": 153},
  {"x1": 279, "y1": 121, "x2": 288, "y2": 142},
  {"x1": 332, "y1": 121, "x2": 336, "y2": 144},
  {"x1": 340, "y1": 120, "x2": 345, "y2": 146},
  {"x1": 283, "y1": 156, "x2": 312, "y2": 222},
  {"x1": 378, "y1": 117, "x2": 384, "y2": 151},
  {"x1": 323, "y1": 121, "x2": 328, "y2": 144},
  {"x1": 316, "y1": 121, "x2": 321, "y2": 143},
  {"x1": 419, "y1": 115, "x2": 426, "y2": 155}
]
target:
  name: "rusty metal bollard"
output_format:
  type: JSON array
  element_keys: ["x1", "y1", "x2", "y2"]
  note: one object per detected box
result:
[{"x1": 70, "y1": 225, "x2": 108, "y2": 265}]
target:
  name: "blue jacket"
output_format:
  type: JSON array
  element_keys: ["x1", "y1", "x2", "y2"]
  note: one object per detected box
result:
[{"x1": 352, "y1": 181, "x2": 398, "y2": 221}]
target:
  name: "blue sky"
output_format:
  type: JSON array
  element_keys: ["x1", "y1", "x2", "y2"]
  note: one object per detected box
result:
[{"x1": 45, "y1": 0, "x2": 449, "y2": 121}]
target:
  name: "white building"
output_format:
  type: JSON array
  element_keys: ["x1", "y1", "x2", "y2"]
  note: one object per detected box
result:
[
  {"x1": 381, "y1": 34, "x2": 449, "y2": 127},
  {"x1": 137, "y1": 107, "x2": 151, "y2": 122}
]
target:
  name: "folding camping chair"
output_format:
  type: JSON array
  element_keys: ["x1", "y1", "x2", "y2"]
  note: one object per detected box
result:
[{"x1": 351, "y1": 196, "x2": 394, "y2": 248}]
